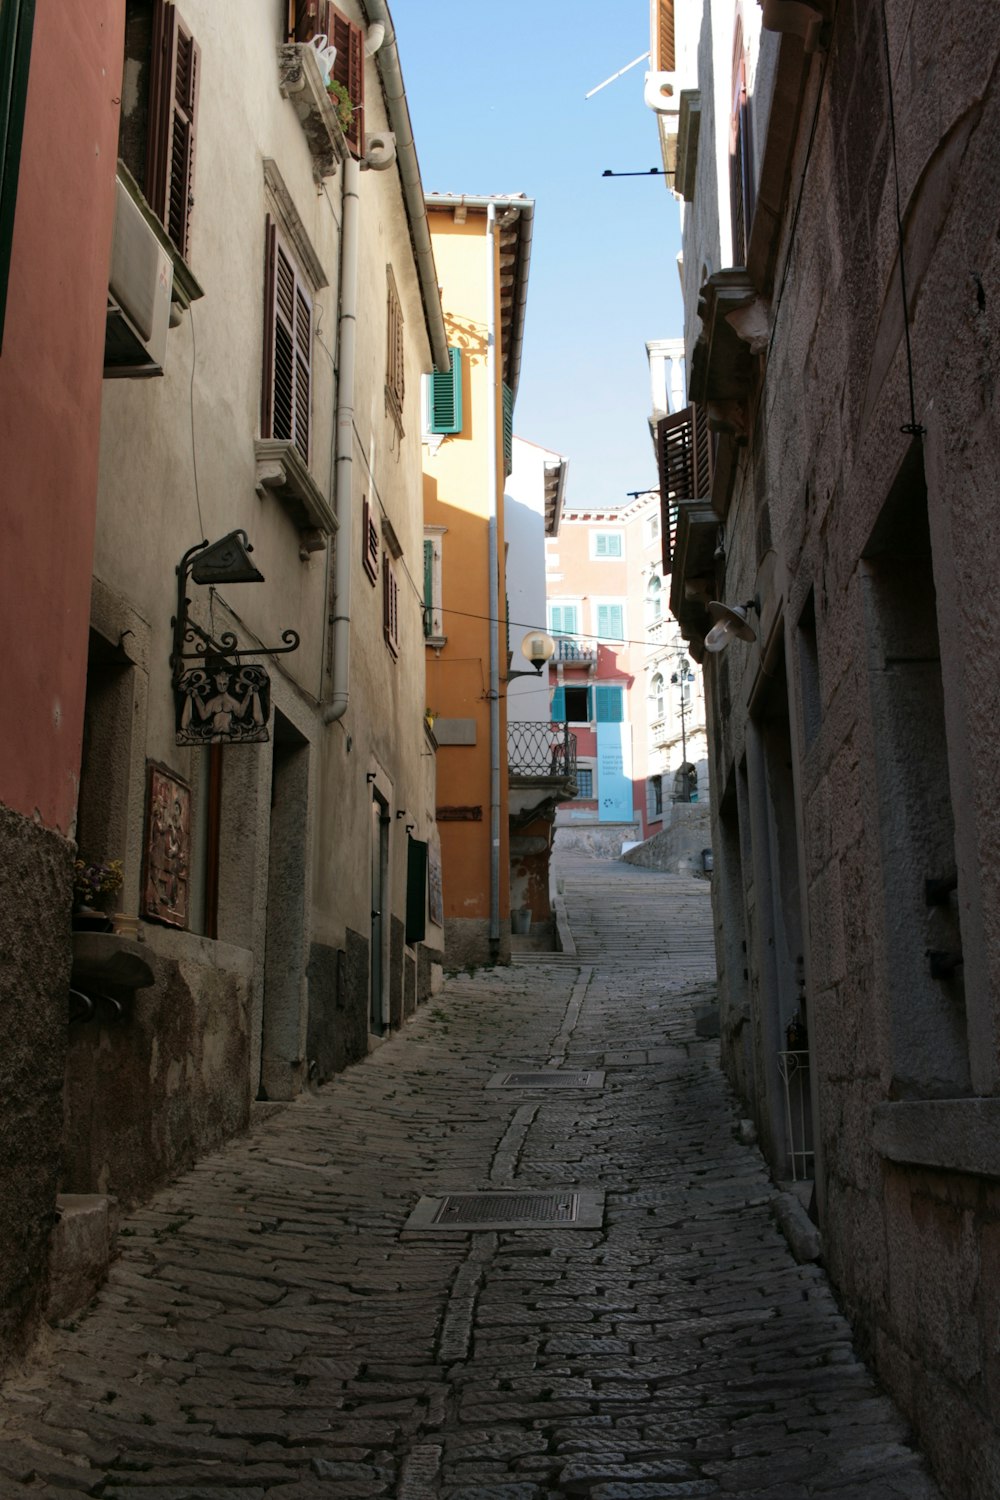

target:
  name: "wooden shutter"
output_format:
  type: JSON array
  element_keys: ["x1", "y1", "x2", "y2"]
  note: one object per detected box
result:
[
  {"x1": 730, "y1": 22, "x2": 754, "y2": 267},
  {"x1": 550, "y1": 686, "x2": 566, "y2": 722},
  {"x1": 328, "y1": 4, "x2": 364, "y2": 155},
  {"x1": 502, "y1": 382, "x2": 514, "y2": 476},
  {"x1": 597, "y1": 604, "x2": 623, "y2": 640},
  {"x1": 596, "y1": 685, "x2": 624, "y2": 723},
  {"x1": 262, "y1": 218, "x2": 312, "y2": 462},
  {"x1": 657, "y1": 406, "x2": 715, "y2": 573},
  {"x1": 385, "y1": 265, "x2": 405, "y2": 432},
  {"x1": 652, "y1": 0, "x2": 676, "y2": 72},
  {"x1": 147, "y1": 0, "x2": 199, "y2": 259},
  {"x1": 383, "y1": 555, "x2": 399, "y2": 656},
  {"x1": 405, "y1": 837, "x2": 428, "y2": 945},
  {"x1": 429, "y1": 348, "x2": 463, "y2": 434},
  {"x1": 423, "y1": 538, "x2": 434, "y2": 636},
  {"x1": 362, "y1": 496, "x2": 379, "y2": 584}
]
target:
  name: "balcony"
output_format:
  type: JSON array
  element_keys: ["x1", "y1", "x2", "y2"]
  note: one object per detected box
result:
[
  {"x1": 508, "y1": 721, "x2": 577, "y2": 783},
  {"x1": 554, "y1": 636, "x2": 596, "y2": 666}
]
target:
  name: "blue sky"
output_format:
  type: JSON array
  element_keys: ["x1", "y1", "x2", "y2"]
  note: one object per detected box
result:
[{"x1": 391, "y1": 2, "x2": 685, "y2": 509}]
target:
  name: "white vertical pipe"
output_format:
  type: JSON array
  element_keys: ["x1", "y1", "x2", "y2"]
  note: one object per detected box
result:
[
  {"x1": 323, "y1": 157, "x2": 360, "y2": 724},
  {"x1": 486, "y1": 204, "x2": 501, "y2": 948}
]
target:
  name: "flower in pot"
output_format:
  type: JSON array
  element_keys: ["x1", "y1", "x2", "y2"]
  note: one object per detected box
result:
[
  {"x1": 326, "y1": 78, "x2": 354, "y2": 136},
  {"x1": 72, "y1": 859, "x2": 124, "y2": 931}
]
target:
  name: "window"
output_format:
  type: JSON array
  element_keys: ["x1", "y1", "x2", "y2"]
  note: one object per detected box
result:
[
  {"x1": 428, "y1": 347, "x2": 463, "y2": 435},
  {"x1": 730, "y1": 16, "x2": 754, "y2": 267},
  {"x1": 120, "y1": 0, "x2": 200, "y2": 261},
  {"x1": 383, "y1": 554, "x2": 399, "y2": 657},
  {"x1": 591, "y1": 531, "x2": 623, "y2": 559},
  {"x1": 385, "y1": 265, "x2": 404, "y2": 435},
  {"x1": 261, "y1": 218, "x2": 312, "y2": 462},
  {"x1": 647, "y1": 512, "x2": 660, "y2": 545},
  {"x1": 595, "y1": 602, "x2": 625, "y2": 642},
  {"x1": 502, "y1": 382, "x2": 513, "y2": 476},
  {"x1": 647, "y1": 774, "x2": 664, "y2": 820},
  {"x1": 0, "y1": 0, "x2": 34, "y2": 346},
  {"x1": 362, "y1": 496, "x2": 379, "y2": 584},
  {"x1": 595, "y1": 684, "x2": 624, "y2": 723},
  {"x1": 551, "y1": 685, "x2": 591, "y2": 724},
  {"x1": 647, "y1": 575, "x2": 663, "y2": 622},
  {"x1": 288, "y1": 1, "x2": 364, "y2": 155},
  {"x1": 575, "y1": 767, "x2": 594, "y2": 799},
  {"x1": 650, "y1": 672, "x2": 665, "y2": 721},
  {"x1": 656, "y1": 404, "x2": 715, "y2": 572},
  {"x1": 548, "y1": 602, "x2": 579, "y2": 636},
  {"x1": 423, "y1": 528, "x2": 445, "y2": 641}
]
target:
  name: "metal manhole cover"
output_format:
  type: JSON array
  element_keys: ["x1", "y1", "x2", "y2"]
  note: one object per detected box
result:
[
  {"x1": 404, "y1": 1187, "x2": 605, "y2": 1231},
  {"x1": 486, "y1": 1069, "x2": 606, "y2": 1090}
]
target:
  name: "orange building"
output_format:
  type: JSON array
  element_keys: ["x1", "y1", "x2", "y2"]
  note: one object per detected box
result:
[{"x1": 422, "y1": 194, "x2": 534, "y2": 967}]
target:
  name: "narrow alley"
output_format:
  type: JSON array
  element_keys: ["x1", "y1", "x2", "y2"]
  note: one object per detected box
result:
[{"x1": 0, "y1": 854, "x2": 940, "y2": 1500}]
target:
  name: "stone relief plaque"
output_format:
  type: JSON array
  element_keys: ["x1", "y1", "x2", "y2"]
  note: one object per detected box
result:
[
  {"x1": 175, "y1": 662, "x2": 270, "y2": 746},
  {"x1": 142, "y1": 764, "x2": 191, "y2": 929}
]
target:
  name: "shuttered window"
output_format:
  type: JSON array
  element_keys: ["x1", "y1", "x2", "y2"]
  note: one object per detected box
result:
[
  {"x1": 147, "y1": 0, "x2": 199, "y2": 260},
  {"x1": 383, "y1": 554, "x2": 400, "y2": 657},
  {"x1": 593, "y1": 532, "x2": 623, "y2": 558},
  {"x1": 262, "y1": 218, "x2": 312, "y2": 463},
  {"x1": 428, "y1": 347, "x2": 463, "y2": 434},
  {"x1": 652, "y1": 0, "x2": 676, "y2": 71},
  {"x1": 596, "y1": 603, "x2": 624, "y2": 641},
  {"x1": 362, "y1": 496, "x2": 379, "y2": 584},
  {"x1": 657, "y1": 404, "x2": 714, "y2": 573},
  {"x1": 549, "y1": 603, "x2": 579, "y2": 636},
  {"x1": 730, "y1": 20, "x2": 754, "y2": 267},
  {"x1": 289, "y1": 2, "x2": 364, "y2": 154},
  {"x1": 385, "y1": 264, "x2": 405, "y2": 433},
  {"x1": 502, "y1": 382, "x2": 514, "y2": 476},
  {"x1": 595, "y1": 685, "x2": 624, "y2": 723}
]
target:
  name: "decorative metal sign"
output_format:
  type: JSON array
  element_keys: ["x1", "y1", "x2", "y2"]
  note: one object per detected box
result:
[
  {"x1": 170, "y1": 532, "x2": 300, "y2": 748},
  {"x1": 176, "y1": 662, "x2": 270, "y2": 745},
  {"x1": 142, "y1": 764, "x2": 191, "y2": 928}
]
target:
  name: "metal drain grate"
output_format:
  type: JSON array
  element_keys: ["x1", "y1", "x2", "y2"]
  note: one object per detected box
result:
[
  {"x1": 405, "y1": 1187, "x2": 605, "y2": 1231},
  {"x1": 486, "y1": 1069, "x2": 606, "y2": 1090}
]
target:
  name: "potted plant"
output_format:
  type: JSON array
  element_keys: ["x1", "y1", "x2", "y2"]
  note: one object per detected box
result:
[
  {"x1": 72, "y1": 858, "x2": 124, "y2": 932},
  {"x1": 326, "y1": 78, "x2": 354, "y2": 136}
]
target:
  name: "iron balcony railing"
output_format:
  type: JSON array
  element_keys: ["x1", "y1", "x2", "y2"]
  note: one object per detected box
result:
[{"x1": 507, "y1": 720, "x2": 577, "y2": 780}]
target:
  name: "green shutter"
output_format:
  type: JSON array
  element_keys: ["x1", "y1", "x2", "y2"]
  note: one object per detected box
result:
[
  {"x1": 551, "y1": 686, "x2": 565, "y2": 721},
  {"x1": 423, "y1": 538, "x2": 433, "y2": 637},
  {"x1": 596, "y1": 685, "x2": 623, "y2": 723},
  {"x1": 502, "y1": 381, "x2": 513, "y2": 476},
  {"x1": 429, "y1": 347, "x2": 463, "y2": 434},
  {"x1": 597, "y1": 604, "x2": 623, "y2": 640},
  {"x1": 405, "y1": 837, "x2": 427, "y2": 944}
]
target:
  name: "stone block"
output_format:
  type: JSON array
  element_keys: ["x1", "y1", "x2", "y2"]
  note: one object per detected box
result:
[{"x1": 46, "y1": 1194, "x2": 118, "y2": 1322}]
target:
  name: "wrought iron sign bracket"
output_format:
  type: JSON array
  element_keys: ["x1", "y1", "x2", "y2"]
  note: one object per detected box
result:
[{"x1": 170, "y1": 532, "x2": 301, "y2": 747}]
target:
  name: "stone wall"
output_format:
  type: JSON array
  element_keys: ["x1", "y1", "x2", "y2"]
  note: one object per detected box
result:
[
  {"x1": 0, "y1": 806, "x2": 73, "y2": 1371},
  {"x1": 622, "y1": 803, "x2": 713, "y2": 876}
]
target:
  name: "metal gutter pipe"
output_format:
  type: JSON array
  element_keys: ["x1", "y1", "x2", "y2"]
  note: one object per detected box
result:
[
  {"x1": 487, "y1": 203, "x2": 501, "y2": 952},
  {"x1": 363, "y1": 0, "x2": 451, "y2": 374},
  {"x1": 322, "y1": 156, "x2": 360, "y2": 725}
]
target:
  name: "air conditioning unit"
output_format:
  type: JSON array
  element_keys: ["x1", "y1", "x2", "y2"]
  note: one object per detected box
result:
[{"x1": 104, "y1": 177, "x2": 173, "y2": 378}]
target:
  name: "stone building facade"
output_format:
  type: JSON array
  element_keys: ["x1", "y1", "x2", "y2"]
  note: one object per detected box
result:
[{"x1": 663, "y1": 1, "x2": 1000, "y2": 1493}]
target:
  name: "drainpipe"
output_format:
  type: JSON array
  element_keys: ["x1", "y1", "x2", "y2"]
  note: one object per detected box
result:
[
  {"x1": 486, "y1": 204, "x2": 501, "y2": 953},
  {"x1": 322, "y1": 156, "x2": 360, "y2": 725}
]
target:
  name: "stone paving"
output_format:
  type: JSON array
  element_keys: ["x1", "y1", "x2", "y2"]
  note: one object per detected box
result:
[{"x1": 0, "y1": 851, "x2": 944, "y2": 1499}]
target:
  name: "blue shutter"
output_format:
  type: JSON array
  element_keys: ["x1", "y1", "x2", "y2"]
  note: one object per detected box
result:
[
  {"x1": 429, "y1": 347, "x2": 463, "y2": 434},
  {"x1": 596, "y1": 685, "x2": 623, "y2": 722},
  {"x1": 551, "y1": 686, "x2": 566, "y2": 722}
]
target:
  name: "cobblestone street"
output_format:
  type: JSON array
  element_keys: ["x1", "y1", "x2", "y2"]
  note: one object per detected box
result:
[{"x1": 0, "y1": 854, "x2": 943, "y2": 1499}]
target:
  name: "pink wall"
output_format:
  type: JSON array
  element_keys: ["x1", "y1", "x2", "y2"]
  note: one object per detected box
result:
[{"x1": 0, "y1": 2, "x2": 124, "y2": 832}]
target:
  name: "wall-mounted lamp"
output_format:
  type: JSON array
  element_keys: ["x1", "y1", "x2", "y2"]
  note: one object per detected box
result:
[
  {"x1": 704, "y1": 597, "x2": 760, "y2": 653},
  {"x1": 366, "y1": 771, "x2": 377, "y2": 784},
  {"x1": 504, "y1": 630, "x2": 557, "y2": 683}
]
